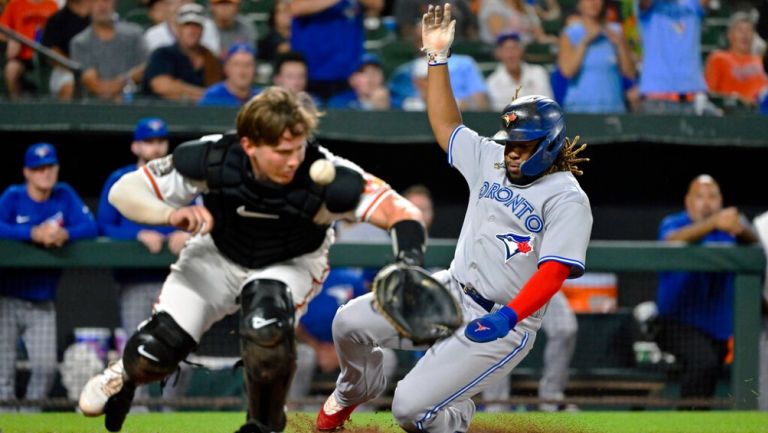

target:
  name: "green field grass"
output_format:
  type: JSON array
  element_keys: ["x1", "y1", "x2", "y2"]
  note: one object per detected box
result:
[{"x1": 1, "y1": 411, "x2": 767, "y2": 433}]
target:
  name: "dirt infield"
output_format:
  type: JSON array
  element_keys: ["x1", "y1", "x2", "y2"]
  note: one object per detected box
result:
[{"x1": 289, "y1": 411, "x2": 589, "y2": 433}]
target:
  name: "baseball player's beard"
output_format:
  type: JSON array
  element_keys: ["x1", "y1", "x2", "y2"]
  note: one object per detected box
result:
[{"x1": 505, "y1": 165, "x2": 539, "y2": 186}]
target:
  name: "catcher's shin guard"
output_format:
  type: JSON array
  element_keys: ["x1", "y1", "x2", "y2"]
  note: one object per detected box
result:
[
  {"x1": 123, "y1": 312, "x2": 198, "y2": 384},
  {"x1": 239, "y1": 279, "x2": 297, "y2": 432}
]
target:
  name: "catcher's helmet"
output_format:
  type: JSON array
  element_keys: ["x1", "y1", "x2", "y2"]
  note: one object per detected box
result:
[{"x1": 491, "y1": 95, "x2": 566, "y2": 177}]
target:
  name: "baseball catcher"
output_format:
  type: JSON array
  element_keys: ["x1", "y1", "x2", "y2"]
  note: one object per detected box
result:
[{"x1": 77, "y1": 87, "x2": 430, "y2": 433}]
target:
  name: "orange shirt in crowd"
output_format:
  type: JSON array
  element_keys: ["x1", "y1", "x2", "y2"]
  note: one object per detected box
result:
[
  {"x1": 0, "y1": 0, "x2": 59, "y2": 61},
  {"x1": 705, "y1": 50, "x2": 768, "y2": 103}
]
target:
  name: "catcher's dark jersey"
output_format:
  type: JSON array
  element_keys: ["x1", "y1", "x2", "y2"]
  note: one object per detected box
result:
[{"x1": 139, "y1": 133, "x2": 393, "y2": 269}]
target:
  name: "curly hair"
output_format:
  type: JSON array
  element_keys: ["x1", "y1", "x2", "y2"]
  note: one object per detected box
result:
[{"x1": 547, "y1": 135, "x2": 589, "y2": 176}]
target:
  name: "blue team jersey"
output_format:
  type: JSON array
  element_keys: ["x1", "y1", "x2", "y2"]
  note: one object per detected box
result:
[
  {"x1": 291, "y1": 0, "x2": 365, "y2": 81},
  {"x1": 198, "y1": 82, "x2": 261, "y2": 107},
  {"x1": 656, "y1": 211, "x2": 736, "y2": 341},
  {"x1": 563, "y1": 22, "x2": 626, "y2": 113},
  {"x1": 636, "y1": 0, "x2": 707, "y2": 93},
  {"x1": 300, "y1": 267, "x2": 372, "y2": 342},
  {"x1": 0, "y1": 183, "x2": 98, "y2": 301}
]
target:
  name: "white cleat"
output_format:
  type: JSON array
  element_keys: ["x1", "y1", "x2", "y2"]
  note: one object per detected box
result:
[{"x1": 78, "y1": 360, "x2": 127, "y2": 417}]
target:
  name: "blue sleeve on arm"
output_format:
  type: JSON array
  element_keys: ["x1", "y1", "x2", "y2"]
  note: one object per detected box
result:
[
  {"x1": 60, "y1": 184, "x2": 98, "y2": 240},
  {"x1": 0, "y1": 188, "x2": 32, "y2": 241},
  {"x1": 97, "y1": 172, "x2": 142, "y2": 239}
]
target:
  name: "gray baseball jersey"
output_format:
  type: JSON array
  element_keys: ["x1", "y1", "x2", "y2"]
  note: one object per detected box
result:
[
  {"x1": 328, "y1": 124, "x2": 593, "y2": 433},
  {"x1": 448, "y1": 125, "x2": 592, "y2": 316}
]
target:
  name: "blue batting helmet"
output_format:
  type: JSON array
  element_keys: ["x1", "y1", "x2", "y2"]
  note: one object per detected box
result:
[{"x1": 491, "y1": 95, "x2": 566, "y2": 177}]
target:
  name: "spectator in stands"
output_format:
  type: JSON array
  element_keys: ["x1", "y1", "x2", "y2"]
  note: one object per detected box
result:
[
  {"x1": 759, "y1": 0, "x2": 768, "y2": 73},
  {"x1": 0, "y1": 143, "x2": 98, "y2": 407},
  {"x1": 636, "y1": 0, "x2": 709, "y2": 114},
  {"x1": 210, "y1": 0, "x2": 257, "y2": 59},
  {"x1": 70, "y1": 0, "x2": 146, "y2": 102},
  {"x1": 402, "y1": 184, "x2": 434, "y2": 235},
  {"x1": 655, "y1": 174, "x2": 757, "y2": 408},
  {"x1": 486, "y1": 31, "x2": 553, "y2": 111},
  {"x1": 478, "y1": 0, "x2": 557, "y2": 45},
  {"x1": 557, "y1": 0, "x2": 635, "y2": 113},
  {"x1": 390, "y1": 21, "x2": 489, "y2": 110},
  {"x1": 41, "y1": 0, "x2": 92, "y2": 100},
  {"x1": 97, "y1": 118, "x2": 190, "y2": 407},
  {"x1": 393, "y1": 0, "x2": 477, "y2": 40},
  {"x1": 400, "y1": 59, "x2": 429, "y2": 111},
  {"x1": 146, "y1": 0, "x2": 174, "y2": 26},
  {"x1": 288, "y1": 0, "x2": 384, "y2": 101},
  {"x1": 142, "y1": 3, "x2": 222, "y2": 102},
  {"x1": 0, "y1": 0, "x2": 58, "y2": 99},
  {"x1": 532, "y1": 0, "x2": 561, "y2": 22},
  {"x1": 705, "y1": 12, "x2": 768, "y2": 108},
  {"x1": 257, "y1": 0, "x2": 291, "y2": 63},
  {"x1": 144, "y1": 0, "x2": 220, "y2": 56},
  {"x1": 327, "y1": 53, "x2": 390, "y2": 110},
  {"x1": 199, "y1": 43, "x2": 259, "y2": 106},
  {"x1": 272, "y1": 51, "x2": 308, "y2": 91}
]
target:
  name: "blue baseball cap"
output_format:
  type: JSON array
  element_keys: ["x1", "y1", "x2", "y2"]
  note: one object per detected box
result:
[
  {"x1": 495, "y1": 31, "x2": 522, "y2": 46},
  {"x1": 134, "y1": 117, "x2": 168, "y2": 141},
  {"x1": 25, "y1": 142, "x2": 59, "y2": 168},
  {"x1": 225, "y1": 43, "x2": 256, "y2": 62}
]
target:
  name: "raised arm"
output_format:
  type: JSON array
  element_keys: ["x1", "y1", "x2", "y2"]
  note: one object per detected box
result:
[{"x1": 423, "y1": 4, "x2": 462, "y2": 153}]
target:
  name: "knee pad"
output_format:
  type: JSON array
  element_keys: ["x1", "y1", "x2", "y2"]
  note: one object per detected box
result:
[
  {"x1": 123, "y1": 312, "x2": 197, "y2": 384},
  {"x1": 239, "y1": 279, "x2": 297, "y2": 431},
  {"x1": 240, "y1": 279, "x2": 295, "y2": 351}
]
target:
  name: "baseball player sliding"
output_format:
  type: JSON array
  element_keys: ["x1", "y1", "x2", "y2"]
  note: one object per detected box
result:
[
  {"x1": 315, "y1": 4, "x2": 593, "y2": 432},
  {"x1": 77, "y1": 87, "x2": 425, "y2": 433}
]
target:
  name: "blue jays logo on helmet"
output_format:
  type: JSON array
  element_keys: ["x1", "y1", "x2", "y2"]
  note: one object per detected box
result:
[
  {"x1": 491, "y1": 95, "x2": 566, "y2": 177},
  {"x1": 496, "y1": 232, "x2": 534, "y2": 263}
]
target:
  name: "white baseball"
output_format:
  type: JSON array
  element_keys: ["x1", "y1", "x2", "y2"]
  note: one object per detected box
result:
[{"x1": 310, "y1": 159, "x2": 336, "y2": 185}]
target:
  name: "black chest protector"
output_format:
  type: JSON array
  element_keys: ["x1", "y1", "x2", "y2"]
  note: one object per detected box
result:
[{"x1": 175, "y1": 133, "x2": 329, "y2": 269}]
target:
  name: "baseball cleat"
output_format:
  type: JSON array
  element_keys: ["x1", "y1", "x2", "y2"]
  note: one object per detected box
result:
[
  {"x1": 78, "y1": 360, "x2": 128, "y2": 417},
  {"x1": 104, "y1": 381, "x2": 136, "y2": 432},
  {"x1": 316, "y1": 394, "x2": 359, "y2": 431}
]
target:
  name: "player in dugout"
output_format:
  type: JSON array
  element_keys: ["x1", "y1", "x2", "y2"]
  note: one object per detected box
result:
[{"x1": 76, "y1": 86, "x2": 427, "y2": 433}]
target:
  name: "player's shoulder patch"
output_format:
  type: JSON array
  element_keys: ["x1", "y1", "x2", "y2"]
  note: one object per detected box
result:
[{"x1": 146, "y1": 154, "x2": 175, "y2": 178}]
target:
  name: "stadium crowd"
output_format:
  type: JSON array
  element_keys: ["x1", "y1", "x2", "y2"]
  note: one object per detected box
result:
[{"x1": 0, "y1": 0, "x2": 766, "y2": 114}]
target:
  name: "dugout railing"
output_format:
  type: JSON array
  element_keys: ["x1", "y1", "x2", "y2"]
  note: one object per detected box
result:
[{"x1": 0, "y1": 240, "x2": 763, "y2": 410}]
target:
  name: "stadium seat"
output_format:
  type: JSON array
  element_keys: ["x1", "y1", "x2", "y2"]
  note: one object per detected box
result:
[
  {"x1": 524, "y1": 42, "x2": 557, "y2": 65},
  {"x1": 240, "y1": 0, "x2": 274, "y2": 14},
  {"x1": 542, "y1": 19, "x2": 564, "y2": 37},
  {"x1": 124, "y1": 8, "x2": 153, "y2": 29},
  {"x1": 379, "y1": 39, "x2": 416, "y2": 79}
]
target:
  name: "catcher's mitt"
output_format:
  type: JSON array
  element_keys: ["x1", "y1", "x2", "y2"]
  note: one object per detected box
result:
[{"x1": 372, "y1": 264, "x2": 463, "y2": 345}]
